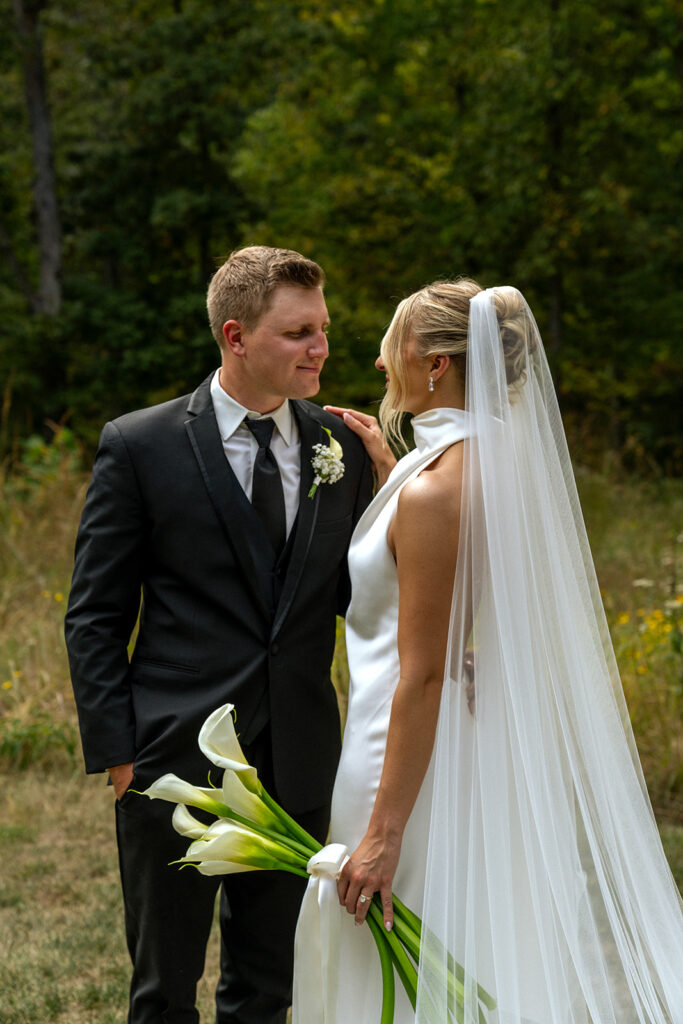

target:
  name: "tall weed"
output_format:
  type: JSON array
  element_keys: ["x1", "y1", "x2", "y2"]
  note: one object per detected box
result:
[
  {"x1": 0, "y1": 430, "x2": 85, "y2": 770},
  {"x1": 1, "y1": 439, "x2": 681, "y2": 819}
]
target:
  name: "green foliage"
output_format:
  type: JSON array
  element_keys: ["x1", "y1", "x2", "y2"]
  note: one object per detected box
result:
[
  {"x1": 233, "y1": 0, "x2": 683, "y2": 464},
  {"x1": 0, "y1": 0, "x2": 681, "y2": 467},
  {"x1": 0, "y1": 713, "x2": 77, "y2": 770},
  {"x1": 6, "y1": 426, "x2": 80, "y2": 496}
]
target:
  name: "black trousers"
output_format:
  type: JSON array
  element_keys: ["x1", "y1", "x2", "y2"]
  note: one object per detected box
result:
[{"x1": 115, "y1": 729, "x2": 330, "y2": 1024}]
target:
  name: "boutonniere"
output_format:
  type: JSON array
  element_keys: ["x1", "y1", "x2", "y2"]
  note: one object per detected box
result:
[{"x1": 308, "y1": 428, "x2": 345, "y2": 498}]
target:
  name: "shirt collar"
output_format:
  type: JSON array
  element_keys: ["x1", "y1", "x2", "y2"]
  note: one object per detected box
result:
[{"x1": 210, "y1": 369, "x2": 296, "y2": 446}]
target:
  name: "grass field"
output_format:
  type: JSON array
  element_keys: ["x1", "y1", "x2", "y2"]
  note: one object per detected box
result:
[{"x1": 1, "y1": 434, "x2": 682, "y2": 1022}]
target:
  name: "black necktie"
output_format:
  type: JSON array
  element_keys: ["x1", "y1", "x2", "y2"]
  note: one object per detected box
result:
[{"x1": 245, "y1": 417, "x2": 287, "y2": 558}]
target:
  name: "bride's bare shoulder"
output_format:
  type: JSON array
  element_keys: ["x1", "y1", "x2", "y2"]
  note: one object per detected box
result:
[{"x1": 396, "y1": 442, "x2": 464, "y2": 531}]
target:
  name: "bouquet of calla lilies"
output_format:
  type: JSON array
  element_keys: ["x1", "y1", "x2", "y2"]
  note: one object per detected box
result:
[{"x1": 140, "y1": 704, "x2": 496, "y2": 1024}]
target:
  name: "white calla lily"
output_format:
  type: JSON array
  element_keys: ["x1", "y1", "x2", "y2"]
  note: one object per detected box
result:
[
  {"x1": 199, "y1": 818, "x2": 234, "y2": 839},
  {"x1": 141, "y1": 774, "x2": 228, "y2": 816},
  {"x1": 172, "y1": 804, "x2": 210, "y2": 840},
  {"x1": 198, "y1": 704, "x2": 259, "y2": 790},
  {"x1": 221, "y1": 767, "x2": 280, "y2": 829},
  {"x1": 192, "y1": 860, "x2": 261, "y2": 876},
  {"x1": 328, "y1": 433, "x2": 343, "y2": 459},
  {"x1": 180, "y1": 821, "x2": 306, "y2": 875}
]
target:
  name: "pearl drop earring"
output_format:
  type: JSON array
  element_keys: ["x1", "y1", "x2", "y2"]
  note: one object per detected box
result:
[{"x1": 428, "y1": 376, "x2": 435, "y2": 393}]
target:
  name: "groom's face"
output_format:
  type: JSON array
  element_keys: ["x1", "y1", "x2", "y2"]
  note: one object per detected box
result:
[{"x1": 239, "y1": 285, "x2": 330, "y2": 406}]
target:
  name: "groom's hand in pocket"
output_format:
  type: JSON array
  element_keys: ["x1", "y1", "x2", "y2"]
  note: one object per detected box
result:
[{"x1": 109, "y1": 761, "x2": 135, "y2": 800}]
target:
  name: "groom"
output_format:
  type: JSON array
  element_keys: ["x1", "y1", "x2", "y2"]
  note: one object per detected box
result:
[{"x1": 65, "y1": 246, "x2": 373, "y2": 1024}]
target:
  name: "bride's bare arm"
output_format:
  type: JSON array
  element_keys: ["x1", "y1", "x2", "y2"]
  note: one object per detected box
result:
[
  {"x1": 337, "y1": 443, "x2": 464, "y2": 930},
  {"x1": 324, "y1": 405, "x2": 397, "y2": 489}
]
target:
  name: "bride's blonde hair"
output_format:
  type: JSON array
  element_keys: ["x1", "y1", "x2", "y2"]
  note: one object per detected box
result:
[{"x1": 379, "y1": 279, "x2": 530, "y2": 449}]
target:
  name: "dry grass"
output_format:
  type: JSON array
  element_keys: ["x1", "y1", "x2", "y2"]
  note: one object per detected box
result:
[
  {"x1": 0, "y1": 439, "x2": 681, "y2": 1020},
  {"x1": 0, "y1": 770, "x2": 222, "y2": 1024},
  {"x1": 1, "y1": 440, "x2": 681, "y2": 813},
  {"x1": 576, "y1": 468, "x2": 683, "y2": 819},
  {"x1": 0, "y1": 438, "x2": 85, "y2": 770},
  {"x1": 0, "y1": 768, "x2": 680, "y2": 1023}
]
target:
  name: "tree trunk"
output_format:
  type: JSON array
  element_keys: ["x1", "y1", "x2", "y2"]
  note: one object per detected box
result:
[
  {"x1": 12, "y1": 0, "x2": 62, "y2": 316},
  {"x1": 546, "y1": 0, "x2": 564, "y2": 367}
]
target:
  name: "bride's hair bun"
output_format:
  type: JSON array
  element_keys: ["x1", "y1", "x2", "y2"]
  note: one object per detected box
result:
[{"x1": 493, "y1": 286, "x2": 534, "y2": 387}]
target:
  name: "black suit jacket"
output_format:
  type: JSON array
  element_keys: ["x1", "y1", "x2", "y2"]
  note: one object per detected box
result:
[{"x1": 65, "y1": 374, "x2": 373, "y2": 813}]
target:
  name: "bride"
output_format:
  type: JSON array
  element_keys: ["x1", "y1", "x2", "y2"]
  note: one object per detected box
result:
[{"x1": 292, "y1": 281, "x2": 683, "y2": 1023}]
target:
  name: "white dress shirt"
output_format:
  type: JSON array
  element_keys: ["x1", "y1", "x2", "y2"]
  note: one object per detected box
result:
[{"x1": 210, "y1": 369, "x2": 301, "y2": 538}]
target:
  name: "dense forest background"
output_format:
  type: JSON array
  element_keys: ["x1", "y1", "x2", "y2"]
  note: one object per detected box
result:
[{"x1": 1, "y1": 0, "x2": 682, "y2": 468}]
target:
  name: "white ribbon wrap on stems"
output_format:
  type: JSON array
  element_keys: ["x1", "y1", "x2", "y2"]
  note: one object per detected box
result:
[{"x1": 291, "y1": 843, "x2": 349, "y2": 1024}]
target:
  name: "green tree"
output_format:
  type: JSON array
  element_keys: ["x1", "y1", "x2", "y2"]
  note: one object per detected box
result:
[
  {"x1": 233, "y1": 0, "x2": 683, "y2": 468},
  {"x1": 0, "y1": 0, "x2": 680, "y2": 468}
]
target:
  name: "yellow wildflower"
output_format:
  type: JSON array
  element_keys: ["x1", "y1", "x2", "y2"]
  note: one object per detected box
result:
[
  {"x1": 616, "y1": 613, "x2": 630, "y2": 625},
  {"x1": 2, "y1": 681, "x2": 12, "y2": 690},
  {"x1": 54, "y1": 592, "x2": 64, "y2": 602}
]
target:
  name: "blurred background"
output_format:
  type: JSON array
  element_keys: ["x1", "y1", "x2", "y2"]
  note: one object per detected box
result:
[
  {"x1": 0, "y1": 2, "x2": 681, "y2": 1021},
  {"x1": 2, "y1": 0, "x2": 682, "y2": 465}
]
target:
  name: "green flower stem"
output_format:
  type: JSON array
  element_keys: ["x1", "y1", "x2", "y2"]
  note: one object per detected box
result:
[
  {"x1": 197, "y1": 800, "x2": 315, "y2": 862},
  {"x1": 392, "y1": 893, "x2": 422, "y2": 937},
  {"x1": 368, "y1": 904, "x2": 418, "y2": 1010},
  {"x1": 267, "y1": 831, "x2": 317, "y2": 860},
  {"x1": 388, "y1": 908, "x2": 420, "y2": 962},
  {"x1": 259, "y1": 787, "x2": 322, "y2": 855},
  {"x1": 275, "y1": 863, "x2": 310, "y2": 879},
  {"x1": 392, "y1": 913, "x2": 468, "y2": 1019},
  {"x1": 453, "y1": 960, "x2": 496, "y2": 1011},
  {"x1": 391, "y1": 894, "x2": 496, "y2": 1013},
  {"x1": 366, "y1": 914, "x2": 396, "y2": 1024}
]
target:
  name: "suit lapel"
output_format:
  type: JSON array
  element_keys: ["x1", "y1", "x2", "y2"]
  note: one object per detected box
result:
[
  {"x1": 272, "y1": 401, "x2": 326, "y2": 638},
  {"x1": 184, "y1": 377, "x2": 271, "y2": 620}
]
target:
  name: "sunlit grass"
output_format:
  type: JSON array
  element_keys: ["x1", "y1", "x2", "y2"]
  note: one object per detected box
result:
[
  {"x1": 2, "y1": 438, "x2": 681, "y2": 814},
  {"x1": 0, "y1": 431, "x2": 84, "y2": 771},
  {"x1": 577, "y1": 468, "x2": 683, "y2": 819},
  {"x1": 0, "y1": 438, "x2": 681, "y2": 1019},
  {"x1": 0, "y1": 771, "x2": 223, "y2": 1024}
]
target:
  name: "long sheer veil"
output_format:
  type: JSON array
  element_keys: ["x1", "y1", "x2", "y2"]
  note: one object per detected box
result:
[{"x1": 416, "y1": 288, "x2": 683, "y2": 1023}]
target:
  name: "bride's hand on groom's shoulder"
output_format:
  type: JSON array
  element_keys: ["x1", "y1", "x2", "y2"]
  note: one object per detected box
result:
[
  {"x1": 336, "y1": 829, "x2": 400, "y2": 931},
  {"x1": 324, "y1": 406, "x2": 397, "y2": 489}
]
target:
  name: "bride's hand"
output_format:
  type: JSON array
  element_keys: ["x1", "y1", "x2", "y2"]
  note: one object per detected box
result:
[
  {"x1": 337, "y1": 830, "x2": 401, "y2": 930},
  {"x1": 324, "y1": 406, "x2": 397, "y2": 489}
]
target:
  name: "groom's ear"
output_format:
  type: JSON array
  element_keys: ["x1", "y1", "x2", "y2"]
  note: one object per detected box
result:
[{"x1": 222, "y1": 320, "x2": 246, "y2": 356}]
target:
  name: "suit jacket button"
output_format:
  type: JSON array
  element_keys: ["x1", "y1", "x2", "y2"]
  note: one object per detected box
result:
[{"x1": 270, "y1": 642, "x2": 279, "y2": 655}]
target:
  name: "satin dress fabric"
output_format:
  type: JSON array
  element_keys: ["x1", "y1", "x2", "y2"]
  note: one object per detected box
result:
[{"x1": 313, "y1": 408, "x2": 471, "y2": 1023}]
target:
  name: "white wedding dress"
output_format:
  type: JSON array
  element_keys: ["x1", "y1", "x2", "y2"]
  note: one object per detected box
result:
[{"x1": 328, "y1": 407, "x2": 471, "y2": 1023}]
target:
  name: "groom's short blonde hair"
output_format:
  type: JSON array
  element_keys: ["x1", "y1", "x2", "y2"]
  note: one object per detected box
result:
[{"x1": 207, "y1": 246, "x2": 325, "y2": 344}]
